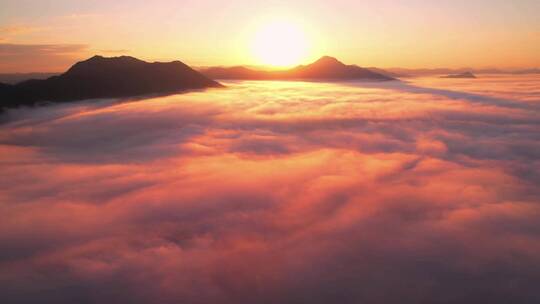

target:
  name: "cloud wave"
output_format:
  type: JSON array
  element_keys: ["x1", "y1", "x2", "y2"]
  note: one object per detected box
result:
[{"x1": 1, "y1": 76, "x2": 539, "y2": 303}]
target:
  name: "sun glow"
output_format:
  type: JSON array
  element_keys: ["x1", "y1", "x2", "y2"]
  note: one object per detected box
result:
[{"x1": 251, "y1": 21, "x2": 310, "y2": 67}]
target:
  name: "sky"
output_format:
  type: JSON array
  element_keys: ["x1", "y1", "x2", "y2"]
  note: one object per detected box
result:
[
  {"x1": 1, "y1": 75, "x2": 540, "y2": 303},
  {"x1": 0, "y1": 0, "x2": 539, "y2": 72}
]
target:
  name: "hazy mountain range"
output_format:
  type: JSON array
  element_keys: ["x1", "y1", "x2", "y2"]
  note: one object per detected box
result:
[
  {"x1": 2, "y1": 61, "x2": 538, "y2": 86},
  {"x1": 441, "y1": 72, "x2": 477, "y2": 79},
  {"x1": 199, "y1": 63, "x2": 539, "y2": 80},
  {"x1": 200, "y1": 56, "x2": 395, "y2": 81},
  {"x1": 381, "y1": 67, "x2": 540, "y2": 77},
  {"x1": 0, "y1": 55, "x2": 395, "y2": 109},
  {"x1": 200, "y1": 65, "x2": 539, "y2": 79},
  {"x1": 2, "y1": 54, "x2": 537, "y2": 110}
]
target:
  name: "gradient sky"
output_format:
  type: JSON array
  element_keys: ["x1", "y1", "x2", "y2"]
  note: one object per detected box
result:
[{"x1": 0, "y1": 0, "x2": 539, "y2": 72}]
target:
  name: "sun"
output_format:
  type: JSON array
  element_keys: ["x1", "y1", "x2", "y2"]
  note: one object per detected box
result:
[{"x1": 251, "y1": 21, "x2": 309, "y2": 67}]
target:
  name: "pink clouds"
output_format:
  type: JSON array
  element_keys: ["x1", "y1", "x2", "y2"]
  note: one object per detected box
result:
[{"x1": 1, "y1": 77, "x2": 540, "y2": 303}]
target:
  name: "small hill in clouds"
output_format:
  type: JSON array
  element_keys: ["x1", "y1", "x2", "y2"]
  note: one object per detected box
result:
[
  {"x1": 200, "y1": 56, "x2": 396, "y2": 81},
  {"x1": 0, "y1": 55, "x2": 222, "y2": 109},
  {"x1": 201, "y1": 66, "x2": 269, "y2": 80},
  {"x1": 441, "y1": 72, "x2": 477, "y2": 79}
]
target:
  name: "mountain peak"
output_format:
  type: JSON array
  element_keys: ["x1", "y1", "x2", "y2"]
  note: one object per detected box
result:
[
  {"x1": 88, "y1": 55, "x2": 105, "y2": 61},
  {"x1": 312, "y1": 56, "x2": 345, "y2": 66},
  {"x1": 288, "y1": 55, "x2": 395, "y2": 80},
  {"x1": 85, "y1": 55, "x2": 143, "y2": 63},
  {"x1": 66, "y1": 55, "x2": 147, "y2": 76}
]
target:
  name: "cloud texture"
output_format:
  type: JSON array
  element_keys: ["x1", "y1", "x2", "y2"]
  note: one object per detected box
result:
[{"x1": 1, "y1": 76, "x2": 539, "y2": 303}]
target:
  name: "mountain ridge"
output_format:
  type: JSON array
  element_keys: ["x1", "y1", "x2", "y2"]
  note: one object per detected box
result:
[
  {"x1": 1, "y1": 55, "x2": 222, "y2": 109},
  {"x1": 200, "y1": 56, "x2": 396, "y2": 81}
]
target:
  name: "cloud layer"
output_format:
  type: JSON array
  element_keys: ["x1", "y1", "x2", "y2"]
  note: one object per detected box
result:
[{"x1": 1, "y1": 76, "x2": 539, "y2": 303}]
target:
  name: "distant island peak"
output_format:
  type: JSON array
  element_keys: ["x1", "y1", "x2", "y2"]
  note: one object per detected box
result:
[{"x1": 441, "y1": 71, "x2": 477, "y2": 79}]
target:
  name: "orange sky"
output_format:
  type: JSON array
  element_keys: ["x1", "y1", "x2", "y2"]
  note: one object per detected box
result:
[{"x1": 0, "y1": 0, "x2": 539, "y2": 72}]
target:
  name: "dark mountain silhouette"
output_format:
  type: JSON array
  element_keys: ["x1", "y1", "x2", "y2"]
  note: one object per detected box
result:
[
  {"x1": 441, "y1": 71, "x2": 477, "y2": 79},
  {"x1": 200, "y1": 56, "x2": 395, "y2": 81},
  {"x1": 1, "y1": 55, "x2": 222, "y2": 108},
  {"x1": 0, "y1": 73, "x2": 59, "y2": 84}
]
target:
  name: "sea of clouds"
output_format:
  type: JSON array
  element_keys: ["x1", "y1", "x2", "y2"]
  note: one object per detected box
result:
[{"x1": 1, "y1": 76, "x2": 539, "y2": 303}]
